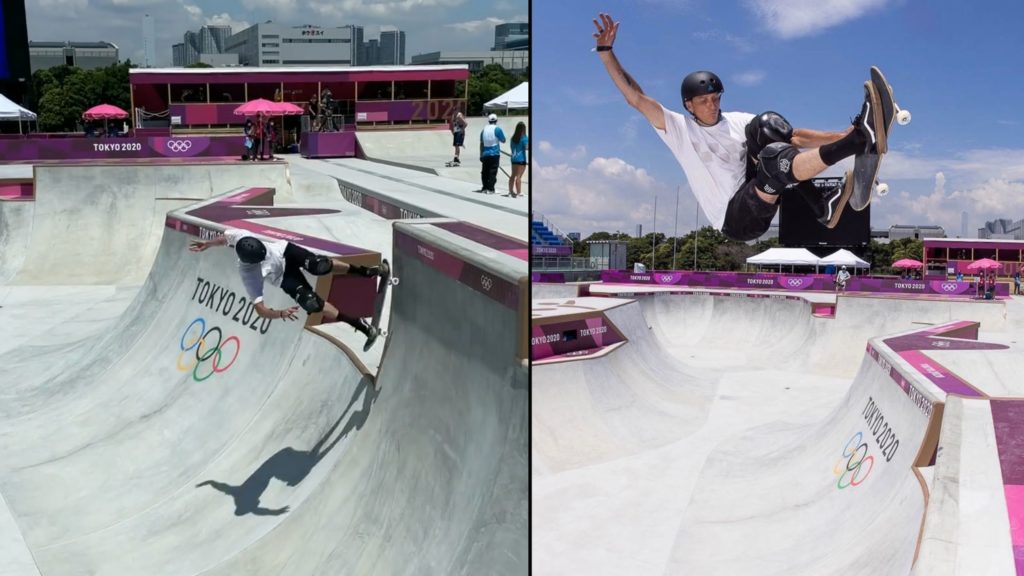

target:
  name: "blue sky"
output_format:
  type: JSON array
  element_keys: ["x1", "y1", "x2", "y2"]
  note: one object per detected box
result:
[
  {"x1": 25, "y1": 0, "x2": 526, "y2": 67},
  {"x1": 533, "y1": 0, "x2": 1024, "y2": 239}
]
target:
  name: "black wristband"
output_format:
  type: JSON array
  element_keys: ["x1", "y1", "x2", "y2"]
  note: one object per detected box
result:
[{"x1": 596, "y1": 45, "x2": 613, "y2": 52}]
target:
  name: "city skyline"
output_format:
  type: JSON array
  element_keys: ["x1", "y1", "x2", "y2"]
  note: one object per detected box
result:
[{"x1": 24, "y1": 1, "x2": 527, "y2": 68}]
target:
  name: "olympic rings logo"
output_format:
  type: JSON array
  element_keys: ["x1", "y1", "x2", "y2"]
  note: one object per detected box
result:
[
  {"x1": 834, "y1": 431, "x2": 874, "y2": 489},
  {"x1": 166, "y1": 139, "x2": 193, "y2": 153},
  {"x1": 660, "y1": 275, "x2": 675, "y2": 283},
  {"x1": 788, "y1": 279, "x2": 804, "y2": 287},
  {"x1": 941, "y1": 283, "x2": 958, "y2": 292},
  {"x1": 176, "y1": 317, "x2": 241, "y2": 382},
  {"x1": 481, "y1": 274, "x2": 493, "y2": 291}
]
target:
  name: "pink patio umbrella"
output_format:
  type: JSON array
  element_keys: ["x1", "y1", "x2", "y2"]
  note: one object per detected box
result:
[
  {"x1": 82, "y1": 103, "x2": 129, "y2": 136},
  {"x1": 233, "y1": 98, "x2": 280, "y2": 116},
  {"x1": 966, "y1": 258, "x2": 1001, "y2": 271},
  {"x1": 891, "y1": 258, "x2": 923, "y2": 269}
]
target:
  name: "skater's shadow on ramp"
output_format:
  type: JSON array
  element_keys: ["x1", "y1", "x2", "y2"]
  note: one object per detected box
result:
[{"x1": 196, "y1": 376, "x2": 379, "y2": 516}]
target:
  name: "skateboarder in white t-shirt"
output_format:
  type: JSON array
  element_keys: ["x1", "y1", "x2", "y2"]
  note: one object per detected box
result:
[
  {"x1": 189, "y1": 229, "x2": 382, "y2": 350},
  {"x1": 592, "y1": 13, "x2": 882, "y2": 241}
]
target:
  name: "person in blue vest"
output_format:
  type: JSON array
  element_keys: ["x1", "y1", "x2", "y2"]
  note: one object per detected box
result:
[{"x1": 479, "y1": 113, "x2": 506, "y2": 194}]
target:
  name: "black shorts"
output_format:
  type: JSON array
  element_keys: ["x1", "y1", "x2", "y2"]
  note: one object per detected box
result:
[
  {"x1": 280, "y1": 242, "x2": 317, "y2": 300},
  {"x1": 721, "y1": 179, "x2": 780, "y2": 242},
  {"x1": 453, "y1": 132, "x2": 465, "y2": 147},
  {"x1": 512, "y1": 161, "x2": 527, "y2": 166}
]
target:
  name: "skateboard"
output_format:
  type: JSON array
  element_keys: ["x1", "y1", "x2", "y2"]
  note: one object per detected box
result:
[
  {"x1": 849, "y1": 66, "x2": 912, "y2": 211},
  {"x1": 444, "y1": 161, "x2": 461, "y2": 167},
  {"x1": 364, "y1": 258, "x2": 399, "y2": 352}
]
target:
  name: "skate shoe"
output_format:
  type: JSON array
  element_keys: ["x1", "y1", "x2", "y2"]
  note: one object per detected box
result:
[
  {"x1": 363, "y1": 325, "x2": 380, "y2": 351},
  {"x1": 851, "y1": 83, "x2": 886, "y2": 155},
  {"x1": 816, "y1": 175, "x2": 854, "y2": 229}
]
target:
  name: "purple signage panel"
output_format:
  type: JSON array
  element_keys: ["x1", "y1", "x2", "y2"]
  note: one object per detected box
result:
[
  {"x1": 355, "y1": 99, "x2": 462, "y2": 122},
  {"x1": 532, "y1": 272, "x2": 566, "y2": 283},
  {"x1": 299, "y1": 131, "x2": 356, "y2": 158},
  {"x1": 531, "y1": 315, "x2": 625, "y2": 361},
  {"x1": 0, "y1": 135, "x2": 244, "y2": 162},
  {"x1": 989, "y1": 400, "x2": 1024, "y2": 572},
  {"x1": 532, "y1": 245, "x2": 572, "y2": 256},
  {"x1": 395, "y1": 228, "x2": 520, "y2": 311},
  {"x1": 170, "y1": 104, "x2": 247, "y2": 126},
  {"x1": 599, "y1": 270, "x2": 1010, "y2": 297}
]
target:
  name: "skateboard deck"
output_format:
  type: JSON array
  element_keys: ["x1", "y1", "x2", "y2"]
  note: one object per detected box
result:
[
  {"x1": 850, "y1": 66, "x2": 898, "y2": 212},
  {"x1": 364, "y1": 258, "x2": 397, "y2": 351},
  {"x1": 444, "y1": 161, "x2": 461, "y2": 167}
]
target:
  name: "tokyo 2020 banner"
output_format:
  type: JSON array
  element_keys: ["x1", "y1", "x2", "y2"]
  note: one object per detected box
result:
[
  {"x1": 0, "y1": 136, "x2": 244, "y2": 162},
  {"x1": 600, "y1": 270, "x2": 1009, "y2": 297}
]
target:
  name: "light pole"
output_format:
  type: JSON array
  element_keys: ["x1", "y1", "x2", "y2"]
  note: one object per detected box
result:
[
  {"x1": 672, "y1": 186, "x2": 680, "y2": 270},
  {"x1": 651, "y1": 194, "x2": 657, "y2": 271},
  {"x1": 693, "y1": 207, "x2": 699, "y2": 270}
]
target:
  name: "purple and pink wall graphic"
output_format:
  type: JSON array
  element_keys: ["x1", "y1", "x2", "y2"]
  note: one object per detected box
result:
[
  {"x1": 600, "y1": 270, "x2": 1010, "y2": 297},
  {"x1": 0, "y1": 135, "x2": 245, "y2": 162},
  {"x1": 531, "y1": 314, "x2": 626, "y2": 362},
  {"x1": 990, "y1": 400, "x2": 1024, "y2": 574}
]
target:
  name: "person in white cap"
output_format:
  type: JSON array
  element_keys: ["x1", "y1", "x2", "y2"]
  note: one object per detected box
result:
[{"x1": 479, "y1": 113, "x2": 506, "y2": 194}]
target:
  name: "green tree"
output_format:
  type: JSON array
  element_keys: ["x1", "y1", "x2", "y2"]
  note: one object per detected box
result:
[
  {"x1": 186, "y1": 62, "x2": 213, "y2": 68},
  {"x1": 466, "y1": 63, "x2": 525, "y2": 116},
  {"x1": 32, "y1": 62, "x2": 133, "y2": 132}
]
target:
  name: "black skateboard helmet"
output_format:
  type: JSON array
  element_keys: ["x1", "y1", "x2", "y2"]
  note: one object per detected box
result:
[
  {"x1": 236, "y1": 236, "x2": 267, "y2": 264},
  {"x1": 681, "y1": 71, "x2": 724, "y2": 102}
]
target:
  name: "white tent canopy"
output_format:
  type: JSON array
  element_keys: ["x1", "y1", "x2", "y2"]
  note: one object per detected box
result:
[
  {"x1": 0, "y1": 93, "x2": 37, "y2": 120},
  {"x1": 0, "y1": 93, "x2": 38, "y2": 134},
  {"x1": 818, "y1": 249, "x2": 870, "y2": 268},
  {"x1": 484, "y1": 82, "x2": 529, "y2": 111},
  {"x1": 746, "y1": 247, "x2": 821, "y2": 266}
]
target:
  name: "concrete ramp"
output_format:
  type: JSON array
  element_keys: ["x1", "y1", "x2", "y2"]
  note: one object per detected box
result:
[
  {"x1": 665, "y1": 328, "x2": 943, "y2": 575},
  {"x1": 0, "y1": 213, "x2": 528, "y2": 572},
  {"x1": 2, "y1": 162, "x2": 294, "y2": 286},
  {"x1": 533, "y1": 288, "x2": 1020, "y2": 575}
]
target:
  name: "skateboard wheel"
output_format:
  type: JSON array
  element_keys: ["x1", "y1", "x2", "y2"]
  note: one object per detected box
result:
[
  {"x1": 896, "y1": 109, "x2": 911, "y2": 125},
  {"x1": 390, "y1": 277, "x2": 400, "y2": 286},
  {"x1": 380, "y1": 330, "x2": 388, "y2": 337},
  {"x1": 876, "y1": 182, "x2": 890, "y2": 197}
]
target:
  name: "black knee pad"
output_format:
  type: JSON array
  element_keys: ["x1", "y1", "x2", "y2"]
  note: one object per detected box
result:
[
  {"x1": 755, "y1": 142, "x2": 799, "y2": 195},
  {"x1": 304, "y1": 255, "x2": 333, "y2": 276},
  {"x1": 294, "y1": 285, "x2": 325, "y2": 313},
  {"x1": 746, "y1": 111, "x2": 793, "y2": 146}
]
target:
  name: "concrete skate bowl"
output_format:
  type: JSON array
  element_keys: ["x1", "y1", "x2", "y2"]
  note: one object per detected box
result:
[
  {"x1": 532, "y1": 291, "x2": 1015, "y2": 575},
  {"x1": 0, "y1": 215, "x2": 528, "y2": 573},
  {"x1": 639, "y1": 292, "x2": 1007, "y2": 376},
  {"x1": 0, "y1": 162, "x2": 295, "y2": 287}
]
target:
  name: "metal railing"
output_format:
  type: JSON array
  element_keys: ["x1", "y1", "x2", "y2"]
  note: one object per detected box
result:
[{"x1": 531, "y1": 211, "x2": 571, "y2": 245}]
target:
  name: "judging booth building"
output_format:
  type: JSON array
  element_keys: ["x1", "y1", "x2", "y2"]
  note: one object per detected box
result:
[{"x1": 129, "y1": 65, "x2": 469, "y2": 158}]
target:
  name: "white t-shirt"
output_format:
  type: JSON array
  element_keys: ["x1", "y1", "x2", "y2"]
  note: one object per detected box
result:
[
  {"x1": 223, "y1": 228, "x2": 289, "y2": 304},
  {"x1": 655, "y1": 107, "x2": 755, "y2": 230}
]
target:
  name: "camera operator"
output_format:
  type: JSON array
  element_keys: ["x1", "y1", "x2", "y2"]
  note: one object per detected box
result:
[{"x1": 319, "y1": 88, "x2": 335, "y2": 132}]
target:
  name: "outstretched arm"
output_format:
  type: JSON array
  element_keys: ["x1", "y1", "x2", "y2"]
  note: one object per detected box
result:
[
  {"x1": 594, "y1": 13, "x2": 666, "y2": 131},
  {"x1": 189, "y1": 235, "x2": 227, "y2": 252},
  {"x1": 791, "y1": 126, "x2": 853, "y2": 148}
]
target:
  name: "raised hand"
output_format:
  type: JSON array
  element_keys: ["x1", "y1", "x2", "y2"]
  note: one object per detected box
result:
[{"x1": 593, "y1": 13, "x2": 619, "y2": 49}]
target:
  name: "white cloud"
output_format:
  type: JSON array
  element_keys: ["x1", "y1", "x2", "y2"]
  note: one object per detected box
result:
[
  {"x1": 446, "y1": 17, "x2": 505, "y2": 34},
  {"x1": 732, "y1": 70, "x2": 766, "y2": 87},
  {"x1": 205, "y1": 13, "x2": 251, "y2": 33},
  {"x1": 746, "y1": 0, "x2": 889, "y2": 39},
  {"x1": 309, "y1": 0, "x2": 467, "y2": 19},
  {"x1": 532, "y1": 150, "x2": 699, "y2": 237}
]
